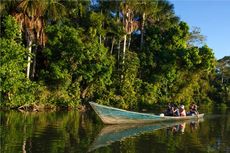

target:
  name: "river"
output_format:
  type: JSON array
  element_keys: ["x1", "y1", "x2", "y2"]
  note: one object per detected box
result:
[{"x1": 0, "y1": 107, "x2": 229, "y2": 153}]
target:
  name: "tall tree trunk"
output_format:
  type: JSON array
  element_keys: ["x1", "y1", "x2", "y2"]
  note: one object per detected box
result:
[
  {"x1": 26, "y1": 39, "x2": 32, "y2": 79},
  {"x1": 100, "y1": 9, "x2": 103, "y2": 45},
  {"x1": 31, "y1": 45, "x2": 38, "y2": 79},
  {"x1": 121, "y1": 35, "x2": 127, "y2": 80},
  {"x1": 140, "y1": 12, "x2": 145, "y2": 51},
  {"x1": 117, "y1": 39, "x2": 121, "y2": 69},
  {"x1": 127, "y1": 34, "x2": 131, "y2": 49},
  {"x1": 122, "y1": 34, "x2": 127, "y2": 65},
  {"x1": 110, "y1": 37, "x2": 115, "y2": 54}
]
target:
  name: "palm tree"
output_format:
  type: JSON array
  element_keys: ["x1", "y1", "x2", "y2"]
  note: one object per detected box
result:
[
  {"x1": 120, "y1": 1, "x2": 139, "y2": 64},
  {"x1": 149, "y1": 0, "x2": 179, "y2": 31},
  {"x1": 12, "y1": 0, "x2": 44, "y2": 79},
  {"x1": 135, "y1": 0, "x2": 158, "y2": 51},
  {"x1": 3, "y1": 0, "x2": 66, "y2": 79}
]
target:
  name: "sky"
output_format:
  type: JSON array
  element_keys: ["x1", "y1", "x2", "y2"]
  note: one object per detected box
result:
[{"x1": 170, "y1": 0, "x2": 230, "y2": 60}]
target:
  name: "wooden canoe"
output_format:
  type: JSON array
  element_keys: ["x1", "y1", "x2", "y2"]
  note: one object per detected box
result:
[{"x1": 89, "y1": 102, "x2": 204, "y2": 124}]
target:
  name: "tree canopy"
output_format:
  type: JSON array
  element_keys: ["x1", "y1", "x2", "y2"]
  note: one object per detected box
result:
[{"x1": 0, "y1": 0, "x2": 228, "y2": 110}]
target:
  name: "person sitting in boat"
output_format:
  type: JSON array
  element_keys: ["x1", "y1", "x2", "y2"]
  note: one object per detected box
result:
[
  {"x1": 164, "y1": 103, "x2": 173, "y2": 116},
  {"x1": 188, "y1": 102, "x2": 198, "y2": 116},
  {"x1": 172, "y1": 104, "x2": 180, "y2": 116},
  {"x1": 179, "y1": 105, "x2": 186, "y2": 116}
]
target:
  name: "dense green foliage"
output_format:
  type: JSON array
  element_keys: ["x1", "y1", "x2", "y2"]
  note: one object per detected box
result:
[
  {"x1": 0, "y1": 16, "x2": 37, "y2": 107},
  {"x1": 0, "y1": 0, "x2": 228, "y2": 110},
  {"x1": 210, "y1": 56, "x2": 230, "y2": 106}
]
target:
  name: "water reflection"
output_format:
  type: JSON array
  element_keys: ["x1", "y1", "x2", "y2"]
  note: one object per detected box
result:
[
  {"x1": 89, "y1": 120, "x2": 203, "y2": 152},
  {"x1": 0, "y1": 108, "x2": 230, "y2": 153},
  {"x1": 0, "y1": 111, "x2": 102, "y2": 153}
]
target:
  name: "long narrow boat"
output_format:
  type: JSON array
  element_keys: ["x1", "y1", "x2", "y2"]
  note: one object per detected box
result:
[{"x1": 89, "y1": 102, "x2": 204, "y2": 124}]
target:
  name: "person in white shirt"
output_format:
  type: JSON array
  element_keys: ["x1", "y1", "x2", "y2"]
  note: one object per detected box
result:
[{"x1": 179, "y1": 105, "x2": 186, "y2": 116}]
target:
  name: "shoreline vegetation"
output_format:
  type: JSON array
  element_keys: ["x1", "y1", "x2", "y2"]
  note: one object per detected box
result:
[{"x1": 0, "y1": 1, "x2": 229, "y2": 112}]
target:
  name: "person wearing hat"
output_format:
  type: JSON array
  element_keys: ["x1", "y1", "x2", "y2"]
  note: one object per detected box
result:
[{"x1": 179, "y1": 105, "x2": 186, "y2": 116}]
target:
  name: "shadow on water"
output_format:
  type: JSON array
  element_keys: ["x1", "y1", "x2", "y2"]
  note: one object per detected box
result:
[
  {"x1": 0, "y1": 108, "x2": 230, "y2": 153},
  {"x1": 88, "y1": 119, "x2": 204, "y2": 152}
]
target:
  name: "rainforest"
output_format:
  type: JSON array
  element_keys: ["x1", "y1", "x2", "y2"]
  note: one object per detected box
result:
[{"x1": 0, "y1": 0, "x2": 229, "y2": 111}]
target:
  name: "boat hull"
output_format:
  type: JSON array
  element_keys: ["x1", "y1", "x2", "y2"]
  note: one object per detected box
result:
[{"x1": 89, "y1": 102, "x2": 204, "y2": 124}]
